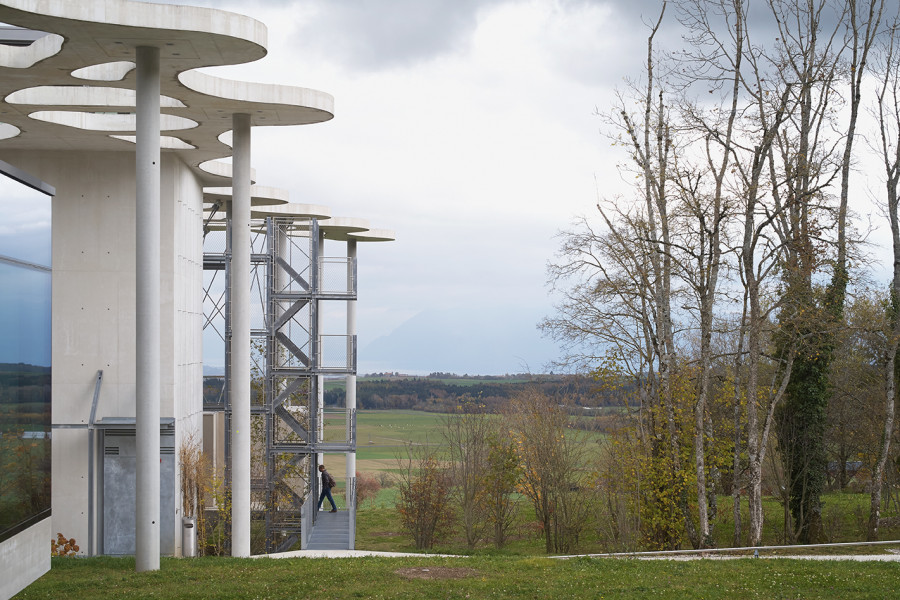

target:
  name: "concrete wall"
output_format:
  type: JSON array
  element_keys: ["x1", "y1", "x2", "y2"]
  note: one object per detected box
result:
[
  {"x1": 0, "y1": 517, "x2": 50, "y2": 600},
  {"x1": 162, "y1": 154, "x2": 205, "y2": 553},
  {"x1": 0, "y1": 150, "x2": 205, "y2": 556}
]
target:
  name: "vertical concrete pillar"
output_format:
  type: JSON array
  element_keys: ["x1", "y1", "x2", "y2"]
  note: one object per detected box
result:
[
  {"x1": 317, "y1": 232, "x2": 325, "y2": 467},
  {"x1": 135, "y1": 45, "x2": 161, "y2": 573},
  {"x1": 346, "y1": 240, "x2": 357, "y2": 480},
  {"x1": 230, "y1": 113, "x2": 251, "y2": 557}
]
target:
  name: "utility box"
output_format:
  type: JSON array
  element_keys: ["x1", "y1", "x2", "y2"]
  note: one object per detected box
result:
[{"x1": 100, "y1": 420, "x2": 176, "y2": 555}]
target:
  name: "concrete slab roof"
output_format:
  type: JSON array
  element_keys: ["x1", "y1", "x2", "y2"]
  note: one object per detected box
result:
[
  {"x1": 319, "y1": 217, "x2": 370, "y2": 241},
  {"x1": 251, "y1": 203, "x2": 332, "y2": 221},
  {"x1": 348, "y1": 228, "x2": 396, "y2": 242},
  {"x1": 204, "y1": 185, "x2": 288, "y2": 207},
  {"x1": 0, "y1": 0, "x2": 334, "y2": 185}
]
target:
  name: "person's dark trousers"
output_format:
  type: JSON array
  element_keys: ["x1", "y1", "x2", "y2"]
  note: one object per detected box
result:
[{"x1": 318, "y1": 487, "x2": 337, "y2": 511}]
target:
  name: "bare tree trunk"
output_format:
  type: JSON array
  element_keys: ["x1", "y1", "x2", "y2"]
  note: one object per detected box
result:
[
  {"x1": 622, "y1": 1, "x2": 700, "y2": 548},
  {"x1": 871, "y1": 22, "x2": 900, "y2": 537},
  {"x1": 732, "y1": 290, "x2": 748, "y2": 546}
]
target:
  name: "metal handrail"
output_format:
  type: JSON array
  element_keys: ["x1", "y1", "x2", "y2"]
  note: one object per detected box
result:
[
  {"x1": 317, "y1": 334, "x2": 357, "y2": 373},
  {"x1": 318, "y1": 256, "x2": 357, "y2": 295}
]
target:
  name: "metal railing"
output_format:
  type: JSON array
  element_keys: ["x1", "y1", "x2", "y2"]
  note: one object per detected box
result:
[
  {"x1": 319, "y1": 408, "x2": 356, "y2": 448},
  {"x1": 317, "y1": 335, "x2": 357, "y2": 373},
  {"x1": 318, "y1": 257, "x2": 356, "y2": 296}
]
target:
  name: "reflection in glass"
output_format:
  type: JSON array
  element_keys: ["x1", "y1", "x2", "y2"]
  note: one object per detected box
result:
[
  {"x1": 0, "y1": 186, "x2": 51, "y2": 266},
  {"x1": 0, "y1": 175, "x2": 51, "y2": 541}
]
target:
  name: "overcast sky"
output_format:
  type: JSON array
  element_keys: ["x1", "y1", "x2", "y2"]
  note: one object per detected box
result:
[
  {"x1": 163, "y1": 0, "x2": 670, "y2": 374},
  {"x1": 5, "y1": 0, "x2": 895, "y2": 374}
]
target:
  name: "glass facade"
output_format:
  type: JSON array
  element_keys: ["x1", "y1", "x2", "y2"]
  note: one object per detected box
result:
[{"x1": 0, "y1": 172, "x2": 52, "y2": 542}]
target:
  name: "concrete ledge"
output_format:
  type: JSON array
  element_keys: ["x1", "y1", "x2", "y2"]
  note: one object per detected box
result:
[{"x1": 0, "y1": 516, "x2": 50, "y2": 600}]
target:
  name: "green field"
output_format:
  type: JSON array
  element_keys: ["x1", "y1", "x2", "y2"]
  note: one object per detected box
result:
[
  {"x1": 319, "y1": 408, "x2": 607, "y2": 483},
  {"x1": 346, "y1": 409, "x2": 605, "y2": 476},
  {"x1": 335, "y1": 410, "x2": 900, "y2": 557}
]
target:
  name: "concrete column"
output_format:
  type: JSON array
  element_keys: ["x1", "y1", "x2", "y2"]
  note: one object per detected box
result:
[
  {"x1": 346, "y1": 240, "x2": 357, "y2": 479},
  {"x1": 230, "y1": 113, "x2": 251, "y2": 557},
  {"x1": 135, "y1": 45, "x2": 161, "y2": 573},
  {"x1": 317, "y1": 232, "x2": 325, "y2": 467}
]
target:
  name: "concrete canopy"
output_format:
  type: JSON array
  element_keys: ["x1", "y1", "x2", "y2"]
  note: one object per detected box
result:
[
  {"x1": 0, "y1": 0, "x2": 334, "y2": 185},
  {"x1": 204, "y1": 185, "x2": 289, "y2": 207},
  {"x1": 319, "y1": 217, "x2": 370, "y2": 241},
  {"x1": 251, "y1": 203, "x2": 333, "y2": 221},
  {"x1": 348, "y1": 228, "x2": 396, "y2": 243}
]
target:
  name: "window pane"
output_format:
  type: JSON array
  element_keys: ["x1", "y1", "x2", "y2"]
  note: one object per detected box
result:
[{"x1": 0, "y1": 174, "x2": 51, "y2": 540}]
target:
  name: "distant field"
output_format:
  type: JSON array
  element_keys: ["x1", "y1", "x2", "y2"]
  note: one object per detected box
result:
[
  {"x1": 324, "y1": 410, "x2": 900, "y2": 557},
  {"x1": 323, "y1": 410, "x2": 446, "y2": 478},
  {"x1": 357, "y1": 409, "x2": 446, "y2": 446},
  {"x1": 325, "y1": 409, "x2": 606, "y2": 481}
]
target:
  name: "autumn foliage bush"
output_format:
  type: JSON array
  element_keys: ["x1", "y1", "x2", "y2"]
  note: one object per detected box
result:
[
  {"x1": 395, "y1": 444, "x2": 454, "y2": 550},
  {"x1": 355, "y1": 471, "x2": 381, "y2": 507}
]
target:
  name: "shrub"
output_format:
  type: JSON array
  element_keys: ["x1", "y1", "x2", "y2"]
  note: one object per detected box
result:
[
  {"x1": 356, "y1": 471, "x2": 381, "y2": 507},
  {"x1": 395, "y1": 443, "x2": 454, "y2": 550}
]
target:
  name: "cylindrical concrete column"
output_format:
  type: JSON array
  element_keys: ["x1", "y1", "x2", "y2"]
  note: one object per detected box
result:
[
  {"x1": 317, "y1": 232, "x2": 325, "y2": 468},
  {"x1": 230, "y1": 113, "x2": 252, "y2": 557},
  {"x1": 135, "y1": 45, "x2": 161, "y2": 573},
  {"x1": 346, "y1": 240, "x2": 357, "y2": 479}
]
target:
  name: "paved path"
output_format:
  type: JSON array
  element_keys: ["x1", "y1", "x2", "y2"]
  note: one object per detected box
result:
[
  {"x1": 256, "y1": 550, "x2": 459, "y2": 559},
  {"x1": 257, "y1": 550, "x2": 900, "y2": 561}
]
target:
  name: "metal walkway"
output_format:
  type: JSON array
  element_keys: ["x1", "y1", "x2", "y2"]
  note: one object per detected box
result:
[{"x1": 306, "y1": 510, "x2": 352, "y2": 550}]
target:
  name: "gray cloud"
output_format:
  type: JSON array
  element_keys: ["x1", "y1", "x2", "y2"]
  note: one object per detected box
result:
[{"x1": 292, "y1": 0, "x2": 508, "y2": 70}]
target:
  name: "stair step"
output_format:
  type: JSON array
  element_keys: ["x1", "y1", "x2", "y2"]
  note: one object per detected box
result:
[
  {"x1": 309, "y1": 533, "x2": 349, "y2": 540},
  {"x1": 305, "y1": 510, "x2": 353, "y2": 550},
  {"x1": 307, "y1": 543, "x2": 352, "y2": 550}
]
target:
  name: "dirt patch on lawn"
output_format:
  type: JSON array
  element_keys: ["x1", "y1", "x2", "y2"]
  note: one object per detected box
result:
[
  {"x1": 370, "y1": 531, "x2": 402, "y2": 537},
  {"x1": 395, "y1": 567, "x2": 479, "y2": 580}
]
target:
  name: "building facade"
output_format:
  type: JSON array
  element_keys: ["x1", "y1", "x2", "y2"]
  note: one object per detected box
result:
[{"x1": 0, "y1": 1, "x2": 388, "y2": 596}]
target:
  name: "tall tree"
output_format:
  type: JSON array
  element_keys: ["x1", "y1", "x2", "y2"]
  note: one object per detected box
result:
[
  {"x1": 769, "y1": 0, "x2": 847, "y2": 544},
  {"x1": 869, "y1": 10, "x2": 900, "y2": 540},
  {"x1": 619, "y1": 2, "x2": 703, "y2": 548}
]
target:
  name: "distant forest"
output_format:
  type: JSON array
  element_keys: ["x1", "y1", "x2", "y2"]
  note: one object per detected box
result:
[
  {"x1": 324, "y1": 374, "x2": 625, "y2": 412},
  {"x1": 202, "y1": 373, "x2": 628, "y2": 413}
]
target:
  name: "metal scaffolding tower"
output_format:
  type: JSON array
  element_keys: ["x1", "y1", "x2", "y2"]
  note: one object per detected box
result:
[{"x1": 203, "y1": 214, "x2": 357, "y2": 554}]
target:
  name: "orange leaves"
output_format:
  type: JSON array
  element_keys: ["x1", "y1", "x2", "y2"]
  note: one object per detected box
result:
[{"x1": 50, "y1": 533, "x2": 79, "y2": 557}]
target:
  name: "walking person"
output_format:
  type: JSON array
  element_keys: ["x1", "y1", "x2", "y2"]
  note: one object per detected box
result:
[{"x1": 317, "y1": 464, "x2": 338, "y2": 512}]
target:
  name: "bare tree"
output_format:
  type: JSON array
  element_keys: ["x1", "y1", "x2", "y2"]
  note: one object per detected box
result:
[
  {"x1": 505, "y1": 389, "x2": 593, "y2": 554},
  {"x1": 442, "y1": 402, "x2": 491, "y2": 549},
  {"x1": 869, "y1": 11, "x2": 900, "y2": 540},
  {"x1": 728, "y1": 2, "x2": 798, "y2": 546},
  {"x1": 766, "y1": 0, "x2": 850, "y2": 545}
]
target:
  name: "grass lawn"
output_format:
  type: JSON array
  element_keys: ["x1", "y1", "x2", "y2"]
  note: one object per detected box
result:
[{"x1": 16, "y1": 554, "x2": 900, "y2": 599}]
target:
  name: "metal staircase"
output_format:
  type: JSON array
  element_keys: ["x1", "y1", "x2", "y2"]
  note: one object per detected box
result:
[
  {"x1": 305, "y1": 510, "x2": 351, "y2": 550},
  {"x1": 203, "y1": 214, "x2": 357, "y2": 554}
]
